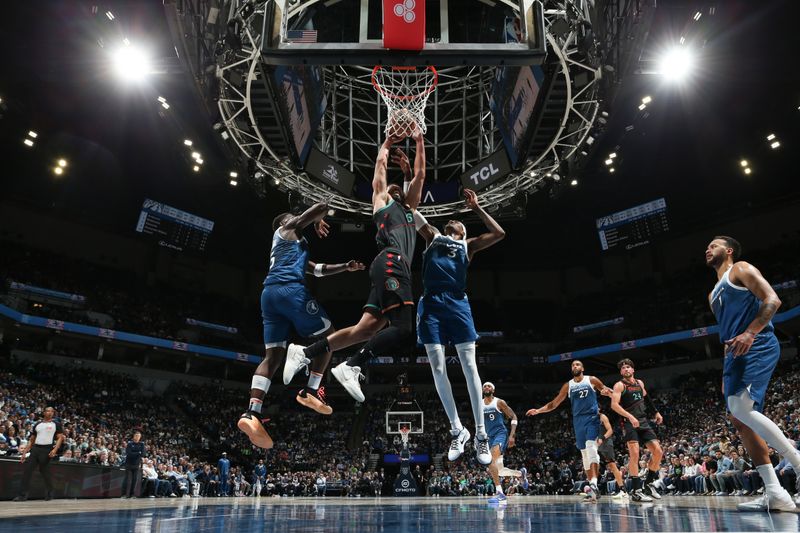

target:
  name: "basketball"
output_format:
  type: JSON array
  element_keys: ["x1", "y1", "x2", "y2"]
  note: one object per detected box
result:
[{"x1": 387, "y1": 108, "x2": 417, "y2": 139}]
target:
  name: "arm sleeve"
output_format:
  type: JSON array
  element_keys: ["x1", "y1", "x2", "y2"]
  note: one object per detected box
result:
[{"x1": 412, "y1": 210, "x2": 429, "y2": 230}]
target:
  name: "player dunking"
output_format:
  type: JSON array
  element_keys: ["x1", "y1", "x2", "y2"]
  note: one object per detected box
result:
[
  {"x1": 525, "y1": 360, "x2": 619, "y2": 502},
  {"x1": 412, "y1": 188, "x2": 505, "y2": 466},
  {"x1": 611, "y1": 359, "x2": 664, "y2": 502},
  {"x1": 706, "y1": 236, "x2": 798, "y2": 512},
  {"x1": 482, "y1": 382, "x2": 518, "y2": 504},
  {"x1": 285, "y1": 131, "x2": 427, "y2": 402},
  {"x1": 238, "y1": 201, "x2": 365, "y2": 449}
]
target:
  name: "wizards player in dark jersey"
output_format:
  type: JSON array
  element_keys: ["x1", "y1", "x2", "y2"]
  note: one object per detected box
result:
[
  {"x1": 238, "y1": 201, "x2": 365, "y2": 449},
  {"x1": 286, "y1": 130, "x2": 427, "y2": 403},
  {"x1": 611, "y1": 359, "x2": 663, "y2": 502},
  {"x1": 706, "y1": 236, "x2": 796, "y2": 512},
  {"x1": 526, "y1": 360, "x2": 617, "y2": 502},
  {"x1": 411, "y1": 188, "x2": 505, "y2": 466}
]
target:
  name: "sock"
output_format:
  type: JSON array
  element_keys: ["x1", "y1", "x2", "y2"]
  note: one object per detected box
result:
[
  {"x1": 248, "y1": 375, "x2": 271, "y2": 414},
  {"x1": 304, "y1": 338, "x2": 329, "y2": 359},
  {"x1": 495, "y1": 484, "x2": 504, "y2": 495},
  {"x1": 425, "y1": 344, "x2": 462, "y2": 432},
  {"x1": 307, "y1": 371, "x2": 323, "y2": 391},
  {"x1": 755, "y1": 464, "x2": 783, "y2": 495},
  {"x1": 590, "y1": 477, "x2": 598, "y2": 489},
  {"x1": 347, "y1": 347, "x2": 373, "y2": 368},
  {"x1": 455, "y1": 342, "x2": 486, "y2": 439},
  {"x1": 632, "y1": 477, "x2": 641, "y2": 491},
  {"x1": 646, "y1": 469, "x2": 658, "y2": 483}
]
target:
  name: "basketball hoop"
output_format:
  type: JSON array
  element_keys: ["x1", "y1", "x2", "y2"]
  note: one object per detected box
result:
[
  {"x1": 399, "y1": 426, "x2": 411, "y2": 446},
  {"x1": 372, "y1": 66, "x2": 438, "y2": 136}
]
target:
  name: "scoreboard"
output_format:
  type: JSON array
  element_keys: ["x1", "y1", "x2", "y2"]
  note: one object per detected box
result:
[
  {"x1": 135, "y1": 199, "x2": 214, "y2": 252},
  {"x1": 596, "y1": 198, "x2": 669, "y2": 251}
]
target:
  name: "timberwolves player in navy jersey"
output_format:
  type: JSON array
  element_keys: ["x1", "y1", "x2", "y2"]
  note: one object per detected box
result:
[
  {"x1": 526, "y1": 360, "x2": 617, "y2": 502},
  {"x1": 412, "y1": 189, "x2": 505, "y2": 465},
  {"x1": 706, "y1": 236, "x2": 796, "y2": 512},
  {"x1": 287, "y1": 131, "x2": 427, "y2": 402},
  {"x1": 237, "y1": 201, "x2": 365, "y2": 449},
  {"x1": 481, "y1": 382, "x2": 518, "y2": 504}
]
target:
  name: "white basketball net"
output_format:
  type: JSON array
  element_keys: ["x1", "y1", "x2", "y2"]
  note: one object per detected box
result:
[
  {"x1": 399, "y1": 427, "x2": 411, "y2": 445},
  {"x1": 372, "y1": 66, "x2": 438, "y2": 136}
]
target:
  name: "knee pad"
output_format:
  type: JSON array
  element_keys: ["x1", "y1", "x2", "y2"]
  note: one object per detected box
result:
[
  {"x1": 585, "y1": 440, "x2": 600, "y2": 465},
  {"x1": 581, "y1": 448, "x2": 592, "y2": 471}
]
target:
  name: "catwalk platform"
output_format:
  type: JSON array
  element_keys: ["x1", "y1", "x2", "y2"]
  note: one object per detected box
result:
[{"x1": 2, "y1": 495, "x2": 798, "y2": 532}]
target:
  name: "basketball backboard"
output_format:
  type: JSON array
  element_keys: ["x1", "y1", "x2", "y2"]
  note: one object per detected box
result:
[{"x1": 386, "y1": 411, "x2": 424, "y2": 434}]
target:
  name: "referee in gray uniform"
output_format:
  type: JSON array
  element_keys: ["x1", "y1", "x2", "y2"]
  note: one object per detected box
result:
[{"x1": 14, "y1": 406, "x2": 65, "y2": 501}]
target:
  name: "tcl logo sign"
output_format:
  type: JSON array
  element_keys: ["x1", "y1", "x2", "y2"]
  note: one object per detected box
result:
[{"x1": 460, "y1": 149, "x2": 512, "y2": 192}]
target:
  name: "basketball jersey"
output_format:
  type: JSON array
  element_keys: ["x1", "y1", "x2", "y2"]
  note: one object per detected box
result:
[
  {"x1": 264, "y1": 229, "x2": 309, "y2": 286},
  {"x1": 422, "y1": 234, "x2": 468, "y2": 294},
  {"x1": 567, "y1": 375, "x2": 598, "y2": 417},
  {"x1": 619, "y1": 378, "x2": 647, "y2": 419},
  {"x1": 374, "y1": 200, "x2": 416, "y2": 259},
  {"x1": 483, "y1": 397, "x2": 507, "y2": 436},
  {"x1": 710, "y1": 265, "x2": 775, "y2": 343}
]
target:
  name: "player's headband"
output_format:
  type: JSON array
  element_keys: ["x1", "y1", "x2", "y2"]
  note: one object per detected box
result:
[{"x1": 482, "y1": 382, "x2": 495, "y2": 390}]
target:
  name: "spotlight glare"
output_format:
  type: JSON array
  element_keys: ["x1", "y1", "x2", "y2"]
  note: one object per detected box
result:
[
  {"x1": 693, "y1": 11, "x2": 702, "y2": 21},
  {"x1": 641, "y1": 96, "x2": 652, "y2": 104},
  {"x1": 157, "y1": 96, "x2": 166, "y2": 103},
  {"x1": 658, "y1": 46, "x2": 695, "y2": 82},
  {"x1": 23, "y1": 139, "x2": 34, "y2": 147},
  {"x1": 192, "y1": 165, "x2": 200, "y2": 172},
  {"x1": 28, "y1": 131, "x2": 38, "y2": 138},
  {"x1": 229, "y1": 171, "x2": 238, "y2": 178},
  {"x1": 191, "y1": 152, "x2": 200, "y2": 160},
  {"x1": 604, "y1": 159, "x2": 613, "y2": 166},
  {"x1": 161, "y1": 102, "x2": 170, "y2": 109},
  {"x1": 739, "y1": 159, "x2": 748, "y2": 167},
  {"x1": 638, "y1": 104, "x2": 647, "y2": 111},
  {"x1": 609, "y1": 152, "x2": 617, "y2": 159},
  {"x1": 57, "y1": 159, "x2": 67, "y2": 168},
  {"x1": 106, "y1": 11, "x2": 115, "y2": 20},
  {"x1": 570, "y1": 179, "x2": 578, "y2": 186},
  {"x1": 53, "y1": 167, "x2": 64, "y2": 175},
  {"x1": 767, "y1": 133, "x2": 776, "y2": 141},
  {"x1": 184, "y1": 139, "x2": 193, "y2": 146},
  {"x1": 770, "y1": 141, "x2": 780, "y2": 149},
  {"x1": 196, "y1": 158, "x2": 204, "y2": 165},
  {"x1": 229, "y1": 179, "x2": 238, "y2": 186},
  {"x1": 111, "y1": 45, "x2": 152, "y2": 81},
  {"x1": 744, "y1": 167, "x2": 752, "y2": 175}
]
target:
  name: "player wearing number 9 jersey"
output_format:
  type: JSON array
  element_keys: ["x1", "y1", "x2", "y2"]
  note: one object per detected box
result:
[
  {"x1": 482, "y1": 382, "x2": 519, "y2": 504},
  {"x1": 412, "y1": 189, "x2": 505, "y2": 467},
  {"x1": 526, "y1": 360, "x2": 620, "y2": 502}
]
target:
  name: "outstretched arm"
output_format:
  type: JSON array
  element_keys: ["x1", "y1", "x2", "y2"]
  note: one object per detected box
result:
[
  {"x1": 498, "y1": 399, "x2": 518, "y2": 448},
  {"x1": 589, "y1": 376, "x2": 613, "y2": 397},
  {"x1": 306, "y1": 260, "x2": 366, "y2": 277},
  {"x1": 282, "y1": 202, "x2": 329, "y2": 238},
  {"x1": 463, "y1": 189, "x2": 505, "y2": 261},
  {"x1": 404, "y1": 131, "x2": 427, "y2": 210},
  {"x1": 412, "y1": 210, "x2": 440, "y2": 246},
  {"x1": 526, "y1": 383, "x2": 568, "y2": 416}
]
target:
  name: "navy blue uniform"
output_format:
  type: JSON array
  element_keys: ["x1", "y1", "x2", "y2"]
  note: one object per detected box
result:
[
  {"x1": 365, "y1": 200, "x2": 416, "y2": 314},
  {"x1": 568, "y1": 376, "x2": 600, "y2": 450},
  {"x1": 417, "y1": 234, "x2": 478, "y2": 345},
  {"x1": 711, "y1": 265, "x2": 779, "y2": 412},
  {"x1": 483, "y1": 398, "x2": 509, "y2": 452},
  {"x1": 261, "y1": 229, "x2": 330, "y2": 346}
]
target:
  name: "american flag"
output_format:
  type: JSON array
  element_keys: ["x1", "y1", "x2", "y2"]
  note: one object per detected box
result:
[
  {"x1": 692, "y1": 327, "x2": 708, "y2": 337},
  {"x1": 287, "y1": 29, "x2": 318, "y2": 43},
  {"x1": 621, "y1": 340, "x2": 637, "y2": 350}
]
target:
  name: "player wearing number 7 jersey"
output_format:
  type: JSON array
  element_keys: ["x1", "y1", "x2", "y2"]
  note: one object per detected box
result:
[
  {"x1": 526, "y1": 360, "x2": 620, "y2": 502},
  {"x1": 412, "y1": 188, "x2": 505, "y2": 466}
]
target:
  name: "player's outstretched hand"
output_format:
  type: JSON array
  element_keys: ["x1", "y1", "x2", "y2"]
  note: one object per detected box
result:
[
  {"x1": 391, "y1": 148, "x2": 411, "y2": 176},
  {"x1": 346, "y1": 260, "x2": 366, "y2": 272},
  {"x1": 464, "y1": 188, "x2": 479, "y2": 210},
  {"x1": 314, "y1": 219, "x2": 331, "y2": 239},
  {"x1": 525, "y1": 408, "x2": 539, "y2": 417},
  {"x1": 600, "y1": 386, "x2": 613, "y2": 397}
]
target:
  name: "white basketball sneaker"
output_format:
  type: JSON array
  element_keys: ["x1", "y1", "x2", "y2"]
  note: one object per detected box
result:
[
  {"x1": 331, "y1": 362, "x2": 365, "y2": 402},
  {"x1": 737, "y1": 489, "x2": 796, "y2": 512},
  {"x1": 447, "y1": 428, "x2": 470, "y2": 461},
  {"x1": 283, "y1": 344, "x2": 310, "y2": 385},
  {"x1": 475, "y1": 436, "x2": 492, "y2": 465}
]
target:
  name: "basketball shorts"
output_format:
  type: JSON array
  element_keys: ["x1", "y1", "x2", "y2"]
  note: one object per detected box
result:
[
  {"x1": 364, "y1": 249, "x2": 413, "y2": 315},
  {"x1": 417, "y1": 291, "x2": 478, "y2": 346},
  {"x1": 598, "y1": 436, "x2": 616, "y2": 464},
  {"x1": 261, "y1": 283, "x2": 331, "y2": 347},
  {"x1": 573, "y1": 413, "x2": 600, "y2": 450},
  {"x1": 488, "y1": 431, "x2": 508, "y2": 453},
  {"x1": 621, "y1": 417, "x2": 658, "y2": 445},
  {"x1": 723, "y1": 333, "x2": 780, "y2": 412}
]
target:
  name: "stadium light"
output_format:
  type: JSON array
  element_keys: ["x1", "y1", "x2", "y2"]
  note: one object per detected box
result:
[
  {"x1": 106, "y1": 11, "x2": 115, "y2": 20},
  {"x1": 192, "y1": 165, "x2": 200, "y2": 172},
  {"x1": 638, "y1": 104, "x2": 647, "y2": 111},
  {"x1": 183, "y1": 139, "x2": 193, "y2": 146},
  {"x1": 770, "y1": 141, "x2": 780, "y2": 149},
  {"x1": 744, "y1": 167, "x2": 752, "y2": 175},
  {"x1": 111, "y1": 44, "x2": 152, "y2": 82},
  {"x1": 658, "y1": 46, "x2": 695, "y2": 82},
  {"x1": 23, "y1": 138, "x2": 34, "y2": 147},
  {"x1": 739, "y1": 159, "x2": 748, "y2": 167},
  {"x1": 609, "y1": 167, "x2": 616, "y2": 173},
  {"x1": 229, "y1": 171, "x2": 238, "y2": 178},
  {"x1": 609, "y1": 152, "x2": 617, "y2": 159},
  {"x1": 229, "y1": 179, "x2": 238, "y2": 186},
  {"x1": 570, "y1": 179, "x2": 578, "y2": 186},
  {"x1": 604, "y1": 159, "x2": 613, "y2": 166},
  {"x1": 28, "y1": 131, "x2": 38, "y2": 139},
  {"x1": 641, "y1": 96, "x2": 652, "y2": 104},
  {"x1": 191, "y1": 152, "x2": 200, "y2": 160},
  {"x1": 196, "y1": 158, "x2": 204, "y2": 165},
  {"x1": 693, "y1": 11, "x2": 701, "y2": 21},
  {"x1": 767, "y1": 133, "x2": 776, "y2": 141},
  {"x1": 53, "y1": 167, "x2": 64, "y2": 176},
  {"x1": 57, "y1": 159, "x2": 67, "y2": 168}
]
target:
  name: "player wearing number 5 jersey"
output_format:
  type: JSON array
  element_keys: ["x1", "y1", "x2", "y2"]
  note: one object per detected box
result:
[
  {"x1": 412, "y1": 189, "x2": 505, "y2": 466},
  {"x1": 238, "y1": 201, "x2": 365, "y2": 450},
  {"x1": 526, "y1": 360, "x2": 619, "y2": 502}
]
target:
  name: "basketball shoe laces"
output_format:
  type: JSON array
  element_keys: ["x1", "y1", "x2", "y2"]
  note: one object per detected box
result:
[{"x1": 476, "y1": 438, "x2": 489, "y2": 457}]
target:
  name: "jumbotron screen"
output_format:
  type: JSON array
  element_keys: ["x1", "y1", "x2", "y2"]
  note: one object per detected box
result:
[
  {"x1": 135, "y1": 199, "x2": 214, "y2": 252},
  {"x1": 596, "y1": 198, "x2": 669, "y2": 251}
]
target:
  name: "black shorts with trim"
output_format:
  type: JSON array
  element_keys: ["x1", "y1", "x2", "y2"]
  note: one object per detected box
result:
[
  {"x1": 598, "y1": 437, "x2": 616, "y2": 464},
  {"x1": 621, "y1": 418, "x2": 658, "y2": 445},
  {"x1": 364, "y1": 249, "x2": 413, "y2": 314}
]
